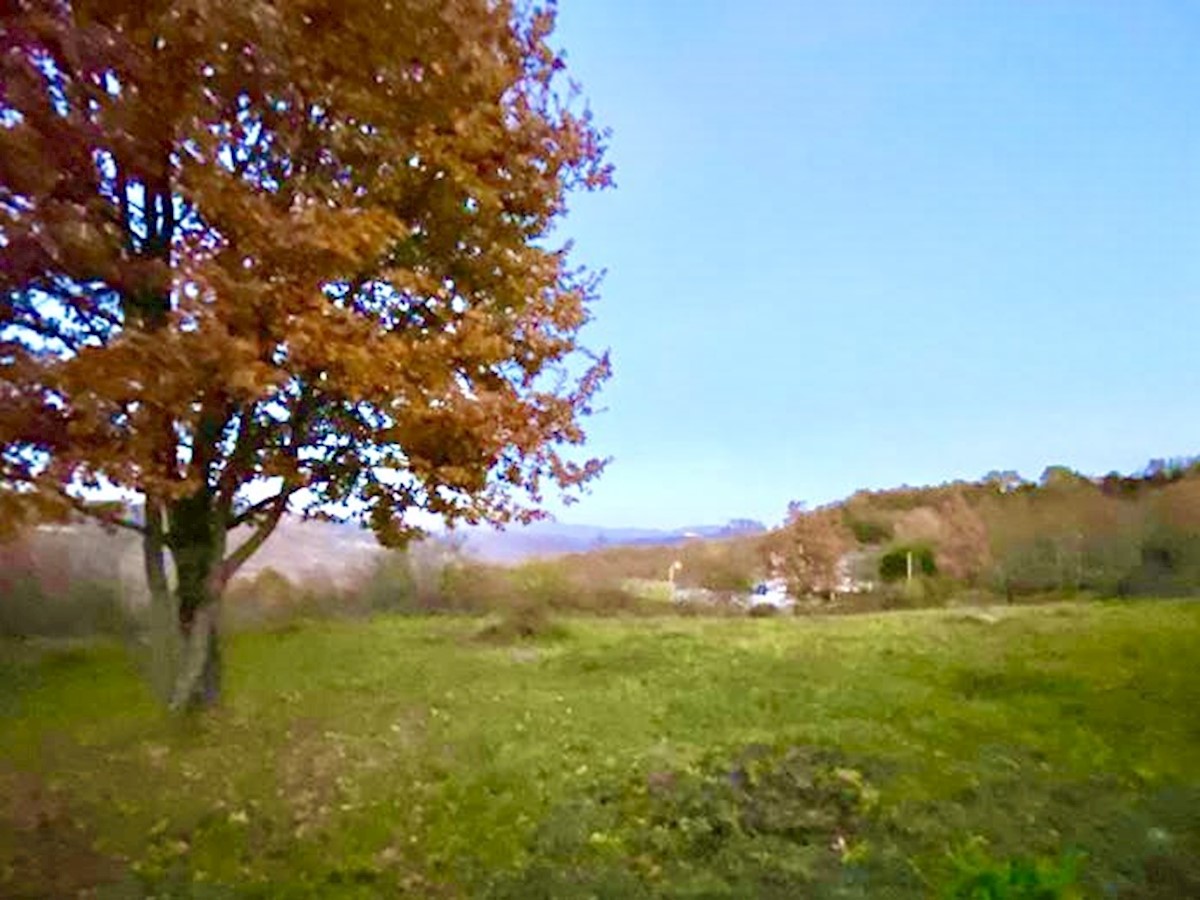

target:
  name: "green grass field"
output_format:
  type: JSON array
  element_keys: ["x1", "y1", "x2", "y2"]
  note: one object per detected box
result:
[{"x1": 2, "y1": 601, "x2": 1199, "y2": 898}]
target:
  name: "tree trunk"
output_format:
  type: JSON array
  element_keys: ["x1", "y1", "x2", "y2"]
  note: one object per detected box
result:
[
  {"x1": 156, "y1": 479, "x2": 287, "y2": 710},
  {"x1": 140, "y1": 498, "x2": 181, "y2": 703},
  {"x1": 142, "y1": 498, "x2": 171, "y2": 609},
  {"x1": 172, "y1": 600, "x2": 221, "y2": 711},
  {"x1": 168, "y1": 493, "x2": 227, "y2": 711}
]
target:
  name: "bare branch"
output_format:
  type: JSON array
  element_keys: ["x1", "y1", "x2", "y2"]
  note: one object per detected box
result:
[
  {"x1": 219, "y1": 490, "x2": 290, "y2": 583},
  {"x1": 226, "y1": 488, "x2": 291, "y2": 529},
  {"x1": 6, "y1": 311, "x2": 87, "y2": 354},
  {"x1": 56, "y1": 487, "x2": 148, "y2": 535},
  {"x1": 142, "y1": 496, "x2": 170, "y2": 605},
  {"x1": 215, "y1": 405, "x2": 259, "y2": 511}
]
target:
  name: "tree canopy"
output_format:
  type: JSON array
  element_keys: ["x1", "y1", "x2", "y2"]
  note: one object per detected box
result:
[{"x1": 1, "y1": 0, "x2": 611, "y2": 705}]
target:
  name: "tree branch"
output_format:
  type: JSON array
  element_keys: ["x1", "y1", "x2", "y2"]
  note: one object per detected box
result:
[
  {"x1": 215, "y1": 405, "x2": 259, "y2": 513},
  {"x1": 218, "y1": 489, "x2": 291, "y2": 584},
  {"x1": 230, "y1": 118, "x2": 269, "y2": 180},
  {"x1": 189, "y1": 394, "x2": 233, "y2": 487},
  {"x1": 56, "y1": 487, "x2": 148, "y2": 534},
  {"x1": 142, "y1": 495, "x2": 171, "y2": 606},
  {"x1": 226, "y1": 488, "x2": 289, "y2": 529},
  {"x1": 7, "y1": 311, "x2": 87, "y2": 354}
]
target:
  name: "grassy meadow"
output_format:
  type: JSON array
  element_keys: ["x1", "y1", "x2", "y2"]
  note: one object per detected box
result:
[{"x1": 2, "y1": 600, "x2": 1199, "y2": 898}]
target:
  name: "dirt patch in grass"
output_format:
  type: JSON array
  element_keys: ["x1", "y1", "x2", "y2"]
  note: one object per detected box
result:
[{"x1": 0, "y1": 763, "x2": 124, "y2": 897}]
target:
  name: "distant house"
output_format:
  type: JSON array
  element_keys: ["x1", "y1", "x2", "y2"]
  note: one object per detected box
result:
[{"x1": 836, "y1": 551, "x2": 877, "y2": 594}]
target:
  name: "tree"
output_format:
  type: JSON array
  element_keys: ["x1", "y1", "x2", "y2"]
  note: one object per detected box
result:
[
  {"x1": 931, "y1": 491, "x2": 990, "y2": 581},
  {"x1": 1039, "y1": 465, "x2": 1087, "y2": 490},
  {"x1": 889, "y1": 491, "x2": 990, "y2": 581},
  {"x1": 769, "y1": 505, "x2": 852, "y2": 598},
  {"x1": 1, "y1": 0, "x2": 611, "y2": 708},
  {"x1": 982, "y1": 470, "x2": 1025, "y2": 494},
  {"x1": 878, "y1": 545, "x2": 936, "y2": 583}
]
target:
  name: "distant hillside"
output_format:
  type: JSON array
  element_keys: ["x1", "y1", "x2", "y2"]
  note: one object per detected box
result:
[
  {"x1": 3, "y1": 516, "x2": 767, "y2": 599},
  {"x1": 451, "y1": 519, "x2": 766, "y2": 563},
  {"x1": 249, "y1": 517, "x2": 765, "y2": 568}
]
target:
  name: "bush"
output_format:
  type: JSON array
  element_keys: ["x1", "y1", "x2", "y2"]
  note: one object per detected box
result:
[
  {"x1": 880, "y1": 575, "x2": 955, "y2": 610},
  {"x1": 438, "y1": 561, "x2": 512, "y2": 613},
  {"x1": 475, "y1": 602, "x2": 569, "y2": 643},
  {"x1": 942, "y1": 839, "x2": 1084, "y2": 899},
  {"x1": 1121, "y1": 531, "x2": 1200, "y2": 598},
  {"x1": 847, "y1": 516, "x2": 894, "y2": 545},
  {"x1": 512, "y1": 559, "x2": 575, "y2": 609},
  {"x1": 0, "y1": 576, "x2": 136, "y2": 638},
  {"x1": 576, "y1": 583, "x2": 643, "y2": 615},
  {"x1": 502, "y1": 559, "x2": 648, "y2": 616},
  {"x1": 880, "y1": 545, "x2": 937, "y2": 583},
  {"x1": 359, "y1": 554, "x2": 419, "y2": 613}
]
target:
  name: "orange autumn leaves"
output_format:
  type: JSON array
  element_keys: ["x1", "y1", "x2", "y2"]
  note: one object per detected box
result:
[{"x1": 1, "y1": 0, "x2": 611, "y2": 545}]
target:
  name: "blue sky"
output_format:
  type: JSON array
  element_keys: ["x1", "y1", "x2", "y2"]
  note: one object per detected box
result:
[{"x1": 540, "y1": 0, "x2": 1200, "y2": 529}]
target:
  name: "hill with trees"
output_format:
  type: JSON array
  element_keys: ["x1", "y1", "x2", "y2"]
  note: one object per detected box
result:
[{"x1": 768, "y1": 457, "x2": 1200, "y2": 604}]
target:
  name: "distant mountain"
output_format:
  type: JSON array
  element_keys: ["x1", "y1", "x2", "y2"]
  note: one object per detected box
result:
[
  {"x1": 449, "y1": 518, "x2": 766, "y2": 563},
  {"x1": 241, "y1": 516, "x2": 766, "y2": 572},
  {"x1": 17, "y1": 514, "x2": 765, "y2": 595}
]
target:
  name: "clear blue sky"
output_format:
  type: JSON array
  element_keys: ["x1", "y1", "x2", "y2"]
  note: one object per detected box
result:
[{"x1": 542, "y1": 0, "x2": 1200, "y2": 529}]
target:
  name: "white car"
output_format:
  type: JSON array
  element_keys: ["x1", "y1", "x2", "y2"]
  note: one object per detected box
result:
[{"x1": 745, "y1": 578, "x2": 794, "y2": 610}]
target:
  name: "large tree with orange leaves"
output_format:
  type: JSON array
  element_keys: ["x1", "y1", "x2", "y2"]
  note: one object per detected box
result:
[
  {"x1": 1, "y1": 0, "x2": 611, "y2": 707},
  {"x1": 767, "y1": 503, "x2": 854, "y2": 598}
]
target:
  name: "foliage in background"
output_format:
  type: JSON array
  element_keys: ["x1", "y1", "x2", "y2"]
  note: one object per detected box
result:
[
  {"x1": 800, "y1": 458, "x2": 1200, "y2": 602},
  {"x1": 766, "y1": 503, "x2": 854, "y2": 597},
  {"x1": 879, "y1": 545, "x2": 938, "y2": 583},
  {"x1": 5, "y1": 456, "x2": 1200, "y2": 649}
]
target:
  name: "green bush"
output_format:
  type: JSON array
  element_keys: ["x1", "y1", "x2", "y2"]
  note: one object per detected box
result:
[
  {"x1": 475, "y1": 602, "x2": 569, "y2": 643},
  {"x1": 881, "y1": 575, "x2": 953, "y2": 610},
  {"x1": 503, "y1": 559, "x2": 648, "y2": 616},
  {"x1": 880, "y1": 545, "x2": 937, "y2": 583},
  {"x1": 512, "y1": 559, "x2": 576, "y2": 608},
  {"x1": 942, "y1": 840, "x2": 1084, "y2": 899},
  {"x1": 224, "y1": 568, "x2": 356, "y2": 629},
  {"x1": 0, "y1": 576, "x2": 136, "y2": 638},
  {"x1": 438, "y1": 560, "x2": 512, "y2": 613},
  {"x1": 847, "y1": 516, "x2": 894, "y2": 545},
  {"x1": 1121, "y1": 530, "x2": 1200, "y2": 598},
  {"x1": 359, "y1": 553, "x2": 419, "y2": 613}
]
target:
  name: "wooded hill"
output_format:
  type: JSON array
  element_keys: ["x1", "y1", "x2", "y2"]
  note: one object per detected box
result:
[
  {"x1": 556, "y1": 458, "x2": 1200, "y2": 604},
  {"x1": 833, "y1": 457, "x2": 1200, "y2": 598}
]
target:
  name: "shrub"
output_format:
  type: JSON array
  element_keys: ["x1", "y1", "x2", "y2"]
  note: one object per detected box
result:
[
  {"x1": 475, "y1": 602, "x2": 569, "y2": 643},
  {"x1": 577, "y1": 583, "x2": 643, "y2": 615},
  {"x1": 359, "y1": 554, "x2": 419, "y2": 613},
  {"x1": 0, "y1": 576, "x2": 136, "y2": 638},
  {"x1": 847, "y1": 516, "x2": 894, "y2": 545},
  {"x1": 223, "y1": 567, "x2": 371, "y2": 630},
  {"x1": 942, "y1": 840, "x2": 1085, "y2": 899},
  {"x1": 438, "y1": 561, "x2": 513, "y2": 613},
  {"x1": 511, "y1": 559, "x2": 576, "y2": 609},
  {"x1": 879, "y1": 545, "x2": 937, "y2": 583},
  {"x1": 880, "y1": 574, "x2": 955, "y2": 610}
]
